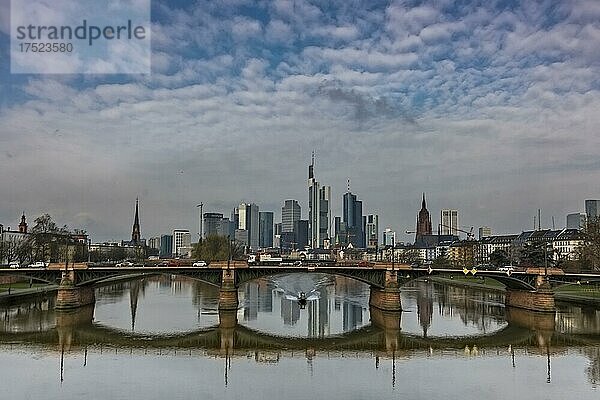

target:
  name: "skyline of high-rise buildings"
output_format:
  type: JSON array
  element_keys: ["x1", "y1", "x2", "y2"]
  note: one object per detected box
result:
[{"x1": 72, "y1": 167, "x2": 599, "y2": 254}]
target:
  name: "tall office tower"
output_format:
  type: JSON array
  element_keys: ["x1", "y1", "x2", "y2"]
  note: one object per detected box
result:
[
  {"x1": 342, "y1": 188, "x2": 365, "y2": 248},
  {"x1": 294, "y1": 219, "x2": 309, "y2": 250},
  {"x1": 172, "y1": 229, "x2": 191, "y2": 257},
  {"x1": 259, "y1": 211, "x2": 274, "y2": 248},
  {"x1": 478, "y1": 226, "x2": 492, "y2": 240},
  {"x1": 319, "y1": 185, "x2": 331, "y2": 245},
  {"x1": 219, "y1": 217, "x2": 232, "y2": 237},
  {"x1": 239, "y1": 203, "x2": 260, "y2": 250},
  {"x1": 383, "y1": 228, "x2": 396, "y2": 246},
  {"x1": 160, "y1": 234, "x2": 173, "y2": 257},
  {"x1": 203, "y1": 213, "x2": 224, "y2": 237},
  {"x1": 566, "y1": 213, "x2": 587, "y2": 230},
  {"x1": 147, "y1": 237, "x2": 161, "y2": 250},
  {"x1": 308, "y1": 153, "x2": 331, "y2": 248},
  {"x1": 440, "y1": 209, "x2": 459, "y2": 236},
  {"x1": 366, "y1": 214, "x2": 379, "y2": 249},
  {"x1": 273, "y1": 223, "x2": 282, "y2": 248},
  {"x1": 282, "y1": 200, "x2": 301, "y2": 233},
  {"x1": 333, "y1": 216, "x2": 345, "y2": 245},
  {"x1": 585, "y1": 200, "x2": 600, "y2": 220},
  {"x1": 415, "y1": 193, "x2": 432, "y2": 242}
]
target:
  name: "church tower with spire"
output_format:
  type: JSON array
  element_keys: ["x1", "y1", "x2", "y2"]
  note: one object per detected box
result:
[
  {"x1": 18, "y1": 212, "x2": 27, "y2": 234},
  {"x1": 131, "y1": 198, "x2": 141, "y2": 244},
  {"x1": 415, "y1": 193, "x2": 432, "y2": 241}
]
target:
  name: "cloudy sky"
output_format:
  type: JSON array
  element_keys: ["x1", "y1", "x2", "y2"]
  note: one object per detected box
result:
[{"x1": 1, "y1": 0, "x2": 599, "y2": 242}]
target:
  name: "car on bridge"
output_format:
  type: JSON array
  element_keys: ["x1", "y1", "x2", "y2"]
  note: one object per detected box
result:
[
  {"x1": 116, "y1": 261, "x2": 134, "y2": 267},
  {"x1": 27, "y1": 261, "x2": 49, "y2": 268},
  {"x1": 9, "y1": 262, "x2": 20, "y2": 269},
  {"x1": 192, "y1": 261, "x2": 208, "y2": 267},
  {"x1": 498, "y1": 265, "x2": 515, "y2": 273}
]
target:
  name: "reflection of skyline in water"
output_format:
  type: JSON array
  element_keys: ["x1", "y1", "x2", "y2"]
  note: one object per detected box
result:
[
  {"x1": 402, "y1": 280, "x2": 508, "y2": 337},
  {"x1": 239, "y1": 274, "x2": 367, "y2": 337}
]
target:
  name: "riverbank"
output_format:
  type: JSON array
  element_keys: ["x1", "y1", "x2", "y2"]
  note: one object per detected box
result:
[
  {"x1": 429, "y1": 276, "x2": 600, "y2": 306},
  {"x1": 0, "y1": 273, "x2": 154, "y2": 305},
  {"x1": 0, "y1": 285, "x2": 59, "y2": 304}
]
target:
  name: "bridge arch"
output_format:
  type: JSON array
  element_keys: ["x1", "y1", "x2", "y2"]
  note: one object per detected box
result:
[
  {"x1": 0, "y1": 271, "x2": 57, "y2": 285},
  {"x1": 392, "y1": 270, "x2": 537, "y2": 291},
  {"x1": 71, "y1": 270, "x2": 224, "y2": 288},
  {"x1": 235, "y1": 268, "x2": 386, "y2": 289}
]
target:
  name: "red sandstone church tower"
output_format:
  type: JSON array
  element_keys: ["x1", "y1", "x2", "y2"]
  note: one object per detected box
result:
[
  {"x1": 415, "y1": 193, "x2": 432, "y2": 242},
  {"x1": 131, "y1": 198, "x2": 141, "y2": 245}
]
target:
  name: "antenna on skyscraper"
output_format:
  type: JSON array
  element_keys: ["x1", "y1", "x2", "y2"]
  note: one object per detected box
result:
[{"x1": 347, "y1": 178, "x2": 350, "y2": 192}]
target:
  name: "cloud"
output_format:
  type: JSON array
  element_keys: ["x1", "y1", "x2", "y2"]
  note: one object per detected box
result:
[{"x1": 0, "y1": 0, "x2": 599, "y2": 241}]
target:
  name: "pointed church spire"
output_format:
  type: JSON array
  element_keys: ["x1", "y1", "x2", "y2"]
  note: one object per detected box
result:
[{"x1": 132, "y1": 198, "x2": 141, "y2": 244}]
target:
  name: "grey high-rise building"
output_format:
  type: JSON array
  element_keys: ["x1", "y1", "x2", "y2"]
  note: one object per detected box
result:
[
  {"x1": 366, "y1": 214, "x2": 379, "y2": 249},
  {"x1": 231, "y1": 208, "x2": 239, "y2": 236},
  {"x1": 308, "y1": 153, "x2": 331, "y2": 248},
  {"x1": 259, "y1": 211, "x2": 274, "y2": 248},
  {"x1": 585, "y1": 200, "x2": 600, "y2": 220},
  {"x1": 282, "y1": 200, "x2": 301, "y2": 233},
  {"x1": 274, "y1": 222, "x2": 282, "y2": 248},
  {"x1": 280, "y1": 231, "x2": 296, "y2": 251},
  {"x1": 159, "y1": 234, "x2": 173, "y2": 257},
  {"x1": 334, "y1": 216, "x2": 343, "y2": 245},
  {"x1": 294, "y1": 219, "x2": 309, "y2": 250},
  {"x1": 203, "y1": 213, "x2": 224, "y2": 237},
  {"x1": 440, "y1": 209, "x2": 459, "y2": 236},
  {"x1": 238, "y1": 203, "x2": 259, "y2": 250},
  {"x1": 147, "y1": 236, "x2": 160, "y2": 250},
  {"x1": 219, "y1": 217, "x2": 233, "y2": 238},
  {"x1": 172, "y1": 229, "x2": 191, "y2": 257},
  {"x1": 383, "y1": 228, "x2": 396, "y2": 247},
  {"x1": 567, "y1": 213, "x2": 587, "y2": 230},
  {"x1": 478, "y1": 226, "x2": 492, "y2": 239},
  {"x1": 342, "y1": 190, "x2": 364, "y2": 248}
]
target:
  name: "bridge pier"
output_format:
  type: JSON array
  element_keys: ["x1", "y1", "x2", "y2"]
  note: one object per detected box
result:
[
  {"x1": 218, "y1": 270, "x2": 239, "y2": 311},
  {"x1": 369, "y1": 271, "x2": 402, "y2": 311},
  {"x1": 55, "y1": 272, "x2": 95, "y2": 311},
  {"x1": 505, "y1": 280, "x2": 555, "y2": 313}
]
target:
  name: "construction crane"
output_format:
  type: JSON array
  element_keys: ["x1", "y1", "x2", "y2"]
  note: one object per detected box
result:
[{"x1": 438, "y1": 224, "x2": 475, "y2": 240}]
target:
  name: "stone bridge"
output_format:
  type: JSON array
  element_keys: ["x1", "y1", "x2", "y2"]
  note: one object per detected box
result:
[{"x1": 1, "y1": 263, "x2": 599, "y2": 313}]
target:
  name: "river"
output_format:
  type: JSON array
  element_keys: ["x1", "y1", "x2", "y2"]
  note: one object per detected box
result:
[{"x1": 0, "y1": 274, "x2": 598, "y2": 400}]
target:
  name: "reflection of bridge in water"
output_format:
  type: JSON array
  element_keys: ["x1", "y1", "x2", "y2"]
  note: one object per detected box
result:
[{"x1": 1, "y1": 305, "x2": 599, "y2": 357}]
